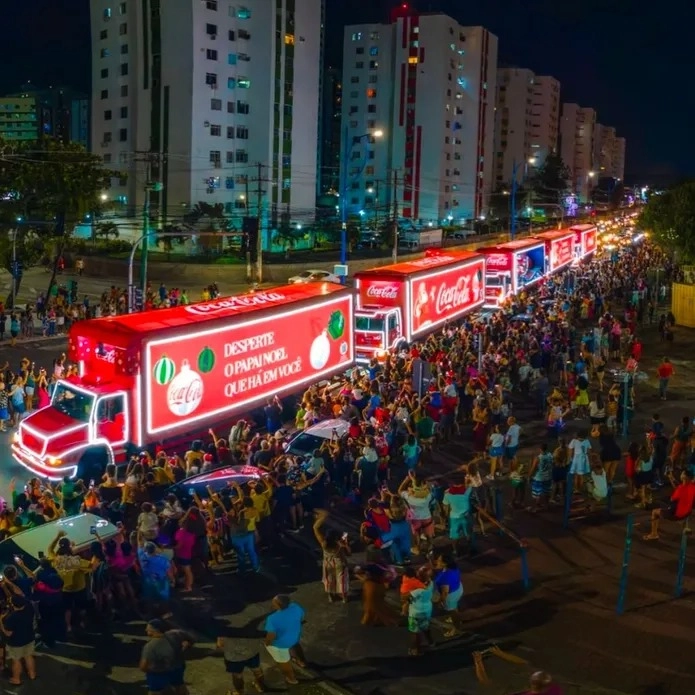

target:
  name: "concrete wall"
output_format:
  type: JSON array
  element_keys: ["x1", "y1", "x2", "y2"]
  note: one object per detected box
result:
[{"x1": 74, "y1": 230, "x2": 519, "y2": 288}]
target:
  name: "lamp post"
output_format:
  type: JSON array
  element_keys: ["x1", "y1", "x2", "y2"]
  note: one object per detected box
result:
[
  {"x1": 587, "y1": 170, "x2": 596, "y2": 205},
  {"x1": 509, "y1": 157, "x2": 536, "y2": 240},
  {"x1": 340, "y1": 127, "x2": 383, "y2": 282}
]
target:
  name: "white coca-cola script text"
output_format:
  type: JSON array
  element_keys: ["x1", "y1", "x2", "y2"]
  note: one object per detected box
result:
[{"x1": 365, "y1": 284, "x2": 399, "y2": 300}]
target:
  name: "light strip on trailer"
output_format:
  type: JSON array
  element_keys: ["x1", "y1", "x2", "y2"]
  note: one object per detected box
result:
[
  {"x1": 143, "y1": 294, "x2": 354, "y2": 436},
  {"x1": 134, "y1": 373, "x2": 143, "y2": 447}
]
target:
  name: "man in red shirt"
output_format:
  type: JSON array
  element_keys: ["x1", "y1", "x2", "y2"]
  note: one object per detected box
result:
[
  {"x1": 657, "y1": 357, "x2": 674, "y2": 401},
  {"x1": 644, "y1": 470, "x2": 695, "y2": 541}
]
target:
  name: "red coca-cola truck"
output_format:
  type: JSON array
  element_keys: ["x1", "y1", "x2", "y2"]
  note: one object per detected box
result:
[
  {"x1": 12, "y1": 284, "x2": 355, "y2": 480},
  {"x1": 353, "y1": 250, "x2": 485, "y2": 362}
]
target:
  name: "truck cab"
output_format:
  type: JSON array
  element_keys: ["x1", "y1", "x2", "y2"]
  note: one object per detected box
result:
[
  {"x1": 484, "y1": 274, "x2": 512, "y2": 308},
  {"x1": 354, "y1": 306, "x2": 405, "y2": 362},
  {"x1": 12, "y1": 380, "x2": 131, "y2": 482}
]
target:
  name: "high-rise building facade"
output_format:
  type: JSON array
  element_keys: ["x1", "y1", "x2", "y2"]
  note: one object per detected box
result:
[
  {"x1": 529, "y1": 75, "x2": 560, "y2": 162},
  {"x1": 560, "y1": 103, "x2": 596, "y2": 202},
  {"x1": 611, "y1": 136, "x2": 625, "y2": 181},
  {"x1": 593, "y1": 124, "x2": 616, "y2": 178},
  {"x1": 89, "y1": 0, "x2": 322, "y2": 225},
  {"x1": 341, "y1": 7, "x2": 497, "y2": 224},
  {"x1": 493, "y1": 67, "x2": 534, "y2": 190},
  {"x1": 319, "y1": 67, "x2": 343, "y2": 194}
]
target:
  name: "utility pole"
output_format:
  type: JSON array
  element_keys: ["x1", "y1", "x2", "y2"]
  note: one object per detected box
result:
[
  {"x1": 244, "y1": 175, "x2": 251, "y2": 280},
  {"x1": 251, "y1": 162, "x2": 271, "y2": 283},
  {"x1": 510, "y1": 159, "x2": 519, "y2": 241},
  {"x1": 134, "y1": 151, "x2": 162, "y2": 306},
  {"x1": 374, "y1": 179, "x2": 380, "y2": 231},
  {"x1": 391, "y1": 170, "x2": 399, "y2": 264}
]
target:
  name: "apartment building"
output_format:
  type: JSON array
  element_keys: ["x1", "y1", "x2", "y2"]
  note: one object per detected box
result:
[
  {"x1": 560, "y1": 103, "x2": 596, "y2": 202},
  {"x1": 89, "y1": 0, "x2": 322, "y2": 226},
  {"x1": 493, "y1": 67, "x2": 534, "y2": 189},
  {"x1": 529, "y1": 75, "x2": 560, "y2": 162},
  {"x1": 612, "y1": 136, "x2": 625, "y2": 181},
  {"x1": 341, "y1": 6, "x2": 498, "y2": 223}
]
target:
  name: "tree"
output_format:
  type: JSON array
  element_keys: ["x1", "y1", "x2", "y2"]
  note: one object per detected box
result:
[
  {"x1": 183, "y1": 202, "x2": 230, "y2": 257},
  {"x1": 530, "y1": 152, "x2": 571, "y2": 204},
  {"x1": 639, "y1": 181, "x2": 695, "y2": 261},
  {"x1": 0, "y1": 138, "x2": 116, "y2": 306},
  {"x1": 94, "y1": 221, "x2": 120, "y2": 240}
]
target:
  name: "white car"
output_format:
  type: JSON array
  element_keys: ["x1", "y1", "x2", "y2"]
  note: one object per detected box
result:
[
  {"x1": 287, "y1": 269, "x2": 341, "y2": 284},
  {"x1": 285, "y1": 418, "x2": 349, "y2": 457}
]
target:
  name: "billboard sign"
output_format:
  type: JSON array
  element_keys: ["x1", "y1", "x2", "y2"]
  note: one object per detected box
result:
[
  {"x1": 410, "y1": 258, "x2": 485, "y2": 335},
  {"x1": 514, "y1": 244, "x2": 545, "y2": 290},
  {"x1": 548, "y1": 234, "x2": 575, "y2": 272},
  {"x1": 144, "y1": 293, "x2": 354, "y2": 435}
]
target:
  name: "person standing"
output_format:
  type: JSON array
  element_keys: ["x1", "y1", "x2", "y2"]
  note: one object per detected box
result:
[
  {"x1": 504, "y1": 416, "x2": 522, "y2": 468},
  {"x1": 313, "y1": 509, "x2": 351, "y2": 603},
  {"x1": 216, "y1": 628, "x2": 265, "y2": 695},
  {"x1": 139, "y1": 619, "x2": 194, "y2": 695},
  {"x1": 568, "y1": 430, "x2": 592, "y2": 483},
  {"x1": 0, "y1": 592, "x2": 37, "y2": 685},
  {"x1": 264, "y1": 595, "x2": 304, "y2": 686},
  {"x1": 657, "y1": 357, "x2": 674, "y2": 401}
]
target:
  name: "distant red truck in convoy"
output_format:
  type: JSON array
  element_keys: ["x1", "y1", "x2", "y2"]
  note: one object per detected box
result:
[
  {"x1": 353, "y1": 250, "x2": 486, "y2": 362},
  {"x1": 12, "y1": 284, "x2": 355, "y2": 480},
  {"x1": 533, "y1": 229, "x2": 577, "y2": 275},
  {"x1": 570, "y1": 224, "x2": 598, "y2": 260}
]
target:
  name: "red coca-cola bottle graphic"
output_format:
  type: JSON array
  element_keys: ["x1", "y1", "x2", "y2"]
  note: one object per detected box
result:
[{"x1": 167, "y1": 359, "x2": 204, "y2": 417}]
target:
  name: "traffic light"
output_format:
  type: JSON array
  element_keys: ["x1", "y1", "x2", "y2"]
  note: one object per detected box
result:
[{"x1": 242, "y1": 216, "x2": 259, "y2": 262}]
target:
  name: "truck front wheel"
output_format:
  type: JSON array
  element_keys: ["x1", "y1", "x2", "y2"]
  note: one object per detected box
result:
[{"x1": 77, "y1": 446, "x2": 111, "y2": 483}]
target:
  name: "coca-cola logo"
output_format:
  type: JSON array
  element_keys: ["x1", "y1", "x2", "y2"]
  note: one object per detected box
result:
[
  {"x1": 485, "y1": 254, "x2": 509, "y2": 268},
  {"x1": 435, "y1": 276, "x2": 472, "y2": 315},
  {"x1": 365, "y1": 284, "x2": 399, "y2": 300},
  {"x1": 96, "y1": 349, "x2": 117, "y2": 364},
  {"x1": 167, "y1": 365, "x2": 204, "y2": 417},
  {"x1": 185, "y1": 292, "x2": 286, "y2": 316}
]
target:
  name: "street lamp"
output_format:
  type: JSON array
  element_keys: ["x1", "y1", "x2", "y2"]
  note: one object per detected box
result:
[
  {"x1": 340, "y1": 126, "x2": 383, "y2": 282},
  {"x1": 100, "y1": 193, "x2": 108, "y2": 202},
  {"x1": 586, "y1": 170, "x2": 596, "y2": 204}
]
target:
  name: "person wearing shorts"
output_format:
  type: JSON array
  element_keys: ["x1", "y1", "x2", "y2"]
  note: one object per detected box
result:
[
  {"x1": 443, "y1": 483, "x2": 472, "y2": 552},
  {"x1": 400, "y1": 476, "x2": 435, "y2": 550},
  {"x1": 217, "y1": 634, "x2": 265, "y2": 695},
  {"x1": 0, "y1": 595, "x2": 37, "y2": 685},
  {"x1": 645, "y1": 470, "x2": 695, "y2": 541},
  {"x1": 264, "y1": 595, "x2": 304, "y2": 686}
]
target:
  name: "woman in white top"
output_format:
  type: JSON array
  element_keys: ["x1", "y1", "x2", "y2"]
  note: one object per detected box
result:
[
  {"x1": 568, "y1": 429, "x2": 592, "y2": 479},
  {"x1": 589, "y1": 392, "x2": 606, "y2": 437}
]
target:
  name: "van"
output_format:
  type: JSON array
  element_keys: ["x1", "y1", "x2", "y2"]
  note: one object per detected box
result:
[{"x1": 0, "y1": 513, "x2": 119, "y2": 571}]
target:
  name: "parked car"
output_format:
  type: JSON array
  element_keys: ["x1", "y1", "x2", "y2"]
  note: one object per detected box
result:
[
  {"x1": 163, "y1": 465, "x2": 264, "y2": 507},
  {"x1": 287, "y1": 269, "x2": 341, "y2": 284},
  {"x1": 0, "y1": 513, "x2": 120, "y2": 570},
  {"x1": 284, "y1": 418, "x2": 350, "y2": 458}
]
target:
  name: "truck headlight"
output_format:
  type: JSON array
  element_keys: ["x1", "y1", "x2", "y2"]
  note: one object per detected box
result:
[
  {"x1": 12, "y1": 432, "x2": 19, "y2": 444},
  {"x1": 47, "y1": 457, "x2": 62, "y2": 466}
]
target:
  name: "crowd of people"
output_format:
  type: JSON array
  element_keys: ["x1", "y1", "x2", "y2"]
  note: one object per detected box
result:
[{"x1": 0, "y1": 237, "x2": 691, "y2": 695}]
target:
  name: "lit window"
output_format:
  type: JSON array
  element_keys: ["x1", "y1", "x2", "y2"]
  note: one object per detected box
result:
[
  {"x1": 285, "y1": 34, "x2": 294, "y2": 45},
  {"x1": 351, "y1": 32, "x2": 362, "y2": 41},
  {"x1": 237, "y1": 6, "x2": 250, "y2": 18},
  {"x1": 366, "y1": 89, "x2": 376, "y2": 98},
  {"x1": 101, "y1": 48, "x2": 110, "y2": 58},
  {"x1": 103, "y1": 8, "x2": 112, "y2": 20},
  {"x1": 227, "y1": 77, "x2": 236, "y2": 89},
  {"x1": 370, "y1": 31, "x2": 379, "y2": 40},
  {"x1": 369, "y1": 47, "x2": 378, "y2": 56},
  {"x1": 408, "y1": 57, "x2": 418, "y2": 64},
  {"x1": 225, "y1": 177, "x2": 234, "y2": 189},
  {"x1": 237, "y1": 77, "x2": 250, "y2": 88},
  {"x1": 228, "y1": 53, "x2": 237, "y2": 65}
]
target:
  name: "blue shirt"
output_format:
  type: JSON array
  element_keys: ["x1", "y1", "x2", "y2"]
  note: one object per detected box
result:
[
  {"x1": 264, "y1": 603, "x2": 305, "y2": 648},
  {"x1": 443, "y1": 488, "x2": 472, "y2": 518},
  {"x1": 435, "y1": 568, "x2": 461, "y2": 594}
]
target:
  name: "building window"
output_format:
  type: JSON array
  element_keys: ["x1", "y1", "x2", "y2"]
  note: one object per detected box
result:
[
  {"x1": 369, "y1": 61, "x2": 378, "y2": 69},
  {"x1": 119, "y1": 22, "x2": 127, "y2": 35},
  {"x1": 103, "y1": 154, "x2": 112, "y2": 163},
  {"x1": 210, "y1": 150, "x2": 221, "y2": 166},
  {"x1": 103, "y1": 132, "x2": 113, "y2": 143},
  {"x1": 355, "y1": 61, "x2": 364, "y2": 69},
  {"x1": 225, "y1": 177, "x2": 234, "y2": 189},
  {"x1": 228, "y1": 53, "x2": 237, "y2": 65},
  {"x1": 356, "y1": 47, "x2": 364, "y2": 55},
  {"x1": 368, "y1": 75, "x2": 377, "y2": 83},
  {"x1": 119, "y1": 128, "x2": 128, "y2": 141},
  {"x1": 120, "y1": 106, "x2": 128, "y2": 118},
  {"x1": 367, "y1": 104, "x2": 376, "y2": 113},
  {"x1": 104, "y1": 110, "x2": 113, "y2": 120},
  {"x1": 408, "y1": 56, "x2": 418, "y2": 64},
  {"x1": 206, "y1": 72, "x2": 218, "y2": 86},
  {"x1": 226, "y1": 151, "x2": 234, "y2": 163},
  {"x1": 227, "y1": 77, "x2": 236, "y2": 89},
  {"x1": 206, "y1": 0, "x2": 218, "y2": 8},
  {"x1": 206, "y1": 23, "x2": 218, "y2": 36},
  {"x1": 351, "y1": 32, "x2": 362, "y2": 41},
  {"x1": 238, "y1": 29, "x2": 250, "y2": 39},
  {"x1": 366, "y1": 89, "x2": 376, "y2": 98},
  {"x1": 120, "y1": 63, "x2": 128, "y2": 76},
  {"x1": 235, "y1": 150, "x2": 248, "y2": 163},
  {"x1": 210, "y1": 124, "x2": 221, "y2": 136},
  {"x1": 350, "y1": 76, "x2": 359, "y2": 84},
  {"x1": 237, "y1": 77, "x2": 250, "y2": 88},
  {"x1": 103, "y1": 8, "x2": 111, "y2": 20},
  {"x1": 207, "y1": 49, "x2": 218, "y2": 60},
  {"x1": 100, "y1": 48, "x2": 110, "y2": 58},
  {"x1": 100, "y1": 29, "x2": 108, "y2": 39},
  {"x1": 227, "y1": 101, "x2": 235, "y2": 113},
  {"x1": 285, "y1": 34, "x2": 294, "y2": 45},
  {"x1": 370, "y1": 31, "x2": 379, "y2": 40},
  {"x1": 237, "y1": 6, "x2": 250, "y2": 18},
  {"x1": 211, "y1": 98, "x2": 222, "y2": 110},
  {"x1": 120, "y1": 84, "x2": 128, "y2": 97},
  {"x1": 121, "y1": 43, "x2": 128, "y2": 54},
  {"x1": 236, "y1": 126, "x2": 248, "y2": 139},
  {"x1": 237, "y1": 101, "x2": 249, "y2": 114},
  {"x1": 369, "y1": 47, "x2": 378, "y2": 56},
  {"x1": 237, "y1": 53, "x2": 250, "y2": 61},
  {"x1": 100, "y1": 89, "x2": 109, "y2": 100},
  {"x1": 101, "y1": 68, "x2": 109, "y2": 78},
  {"x1": 119, "y1": 2, "x2": 126, "y2": 14},
  {"x1": 228, "y1": 30, "x2": 235, "y2": 40},
  {"x1": 226, "y1": 126, "x2": 235, "y2": 138}
]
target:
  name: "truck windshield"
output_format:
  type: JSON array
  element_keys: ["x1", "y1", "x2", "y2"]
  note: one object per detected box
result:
[
  {"x1": 356, "y1": 316, "x2": 384, "y2": 332},
  {"x1": 52, "y1": 383, "x2": 95, "y2": 423}
]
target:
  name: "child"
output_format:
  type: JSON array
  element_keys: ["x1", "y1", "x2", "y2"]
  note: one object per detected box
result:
[
  {"x1": 509, "y1": 458, "x2": 527, "y2": 509},
  {"x1": 136, "y1": 501, "x2": 159, "y2": 541},
  {"x1": 587, "y1": 459, "x2": 609, "y2": 506}
]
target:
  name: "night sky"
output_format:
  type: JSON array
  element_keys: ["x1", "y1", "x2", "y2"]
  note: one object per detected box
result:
[{"x1": 1, "y1": 0, "x2": 689, "y2": 183}]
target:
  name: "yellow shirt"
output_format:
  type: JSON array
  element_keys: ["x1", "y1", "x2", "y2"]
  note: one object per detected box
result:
[
  {"x1": 250, "y1": 488, "x2": 272, "y2": 518},
  {"x1": 242, "y1": 506, "x2": 260, "y2": 532},
  {"x1": 51, "y1": 554, "x2": 92, "y2": 592}
]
